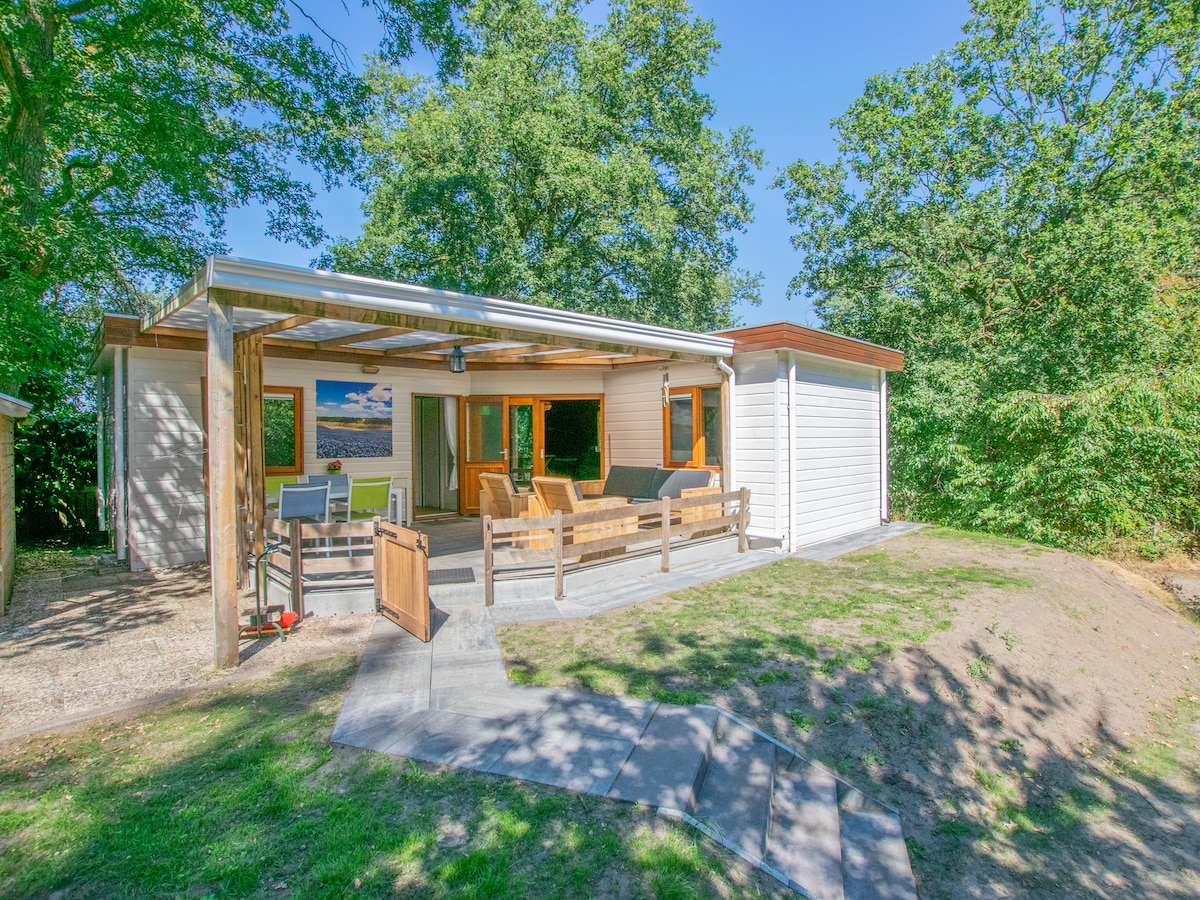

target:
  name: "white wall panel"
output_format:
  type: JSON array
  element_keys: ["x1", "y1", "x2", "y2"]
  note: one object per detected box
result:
[
  {"x1": 791, "y1": 358, "x2": 882, "y2": 546},
  {"x1": 600, "y1": 362, "x2": 716, "y2": 469},
  {"x1": 731, "y1": 352, "x2": 783, "y2": 539},
  {"x1": 125, "y1": 348, "x2": 206, "y2": 570}
]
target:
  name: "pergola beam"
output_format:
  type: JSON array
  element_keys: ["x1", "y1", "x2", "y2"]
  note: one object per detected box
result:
[
  {"x1": 208, "y1": 288, "x2": 717, "y2": 364},
  {"x1": 316, "y1": 326, "x2": 416, "y2": 349},
  {"x1": 238, "y1": 314, "x2": 320, "y2": 338},
  {"x1": 385, "y1": 338, "x2": 471, "y2": 357},
  {"x1": 461, "y1": 343, "x2": 560, "y2": 361}
]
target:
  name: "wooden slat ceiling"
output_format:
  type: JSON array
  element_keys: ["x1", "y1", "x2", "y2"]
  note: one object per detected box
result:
[{"x1": 132, "y1": 314, "x2": 667, "y2": 371}]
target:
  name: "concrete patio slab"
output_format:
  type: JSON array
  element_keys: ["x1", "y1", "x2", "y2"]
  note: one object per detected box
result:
[
  {"x1": 487, "y1": 724, "x2": 637, "y2": 795},
  {"x1": 330, "y1": 521, "x2": 923, "y2": 898},
  {"x1": 606, "y1": 704, "x2": 718, "y2": 810},
  {"x1": 536, "y1": 690, "x2": 658, "y2": 742},
  {"x1": 381, "y1": 710, "x2": 526, "y2": 770}
]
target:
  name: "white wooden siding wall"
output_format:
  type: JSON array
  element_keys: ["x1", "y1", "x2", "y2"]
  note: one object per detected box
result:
[
  {"x1": 600, "y1": 363, "x2": 716, "y2": 469},
  {"x1": 790, "y1": 356, "x2": 882, "y2": 545},
  {"x1": 731, "y1": 352, "x2": 783, "y2": 539},
  {"x1": 264, "y1": 358, "x2": 478, "y2": 523},
  {"x1": 471, "y1": 371, "x2": 603, "y2": 397},
  {"x1": 126, "y1": 348, "x2": 207, "y2": 570}
]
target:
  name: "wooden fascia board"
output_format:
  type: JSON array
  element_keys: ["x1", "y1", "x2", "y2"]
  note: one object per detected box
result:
[
  {"x1": 146, "y1": 325, "x2": 208, "y2": 341},
  {"x1": 721, "y1": 323, "x2": 904, "y2": 372},
  {"x1": 208, "y1": 287, "x2": 719, "y2": 364},
  {"x1": 88, "y1": 314, "x2": 144, "y2": 372}
]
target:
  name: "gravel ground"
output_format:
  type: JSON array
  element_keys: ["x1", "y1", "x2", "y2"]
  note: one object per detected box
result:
[{"x1": 0, "y1": 561, "x2": 374, "y2": 743}]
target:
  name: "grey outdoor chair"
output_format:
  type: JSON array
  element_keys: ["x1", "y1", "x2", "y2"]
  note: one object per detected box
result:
[{"x1": 277, "y1": 482, "x2": 331, "y2": 524}]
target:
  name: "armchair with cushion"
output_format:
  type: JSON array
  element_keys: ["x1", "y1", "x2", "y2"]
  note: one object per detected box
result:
[
  {"x1": 479, "y1": 473, "x2": 545, "y2": 519},
  {"x1": 531, "y1": 476, "x2": 635, "y2": 553}
]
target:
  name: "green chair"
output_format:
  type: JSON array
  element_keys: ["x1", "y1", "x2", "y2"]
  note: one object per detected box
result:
[{"x1": 336, "y1": 476, "x2": 393, "y2": 523}]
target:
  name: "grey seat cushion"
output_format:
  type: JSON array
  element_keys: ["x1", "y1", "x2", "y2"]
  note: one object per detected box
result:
[
  {"x1": 601, "y1": 465, "x2": 711, "y2": 501},
  {"x1": 653, "y1": 469, "x2": 712, "y2": 499},
  {"x1": 602, "y1": 465, "x2": 661, "y2": 500}
]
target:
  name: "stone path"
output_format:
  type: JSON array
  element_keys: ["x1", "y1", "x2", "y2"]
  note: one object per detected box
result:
[{"x1": 332, "y1": 523, "x2": 923, "y2": 899}]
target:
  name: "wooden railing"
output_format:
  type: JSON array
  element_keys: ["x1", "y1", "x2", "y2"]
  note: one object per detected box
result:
[
  {"x1": 261, "y1": 517, "x2": 375, "y2": 616},
  {"x1": 481, "y1": 487, "x2": 750, "y2": 605}
]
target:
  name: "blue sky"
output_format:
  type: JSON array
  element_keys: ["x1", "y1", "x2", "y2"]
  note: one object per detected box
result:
[{"x1": 223, "y1": 1, "x2": 970, "y2": 327}]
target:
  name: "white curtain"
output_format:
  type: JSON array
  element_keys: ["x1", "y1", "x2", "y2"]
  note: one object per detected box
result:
[{"x1": 443, "y1": 397, "x2": 458, "y2": 490}]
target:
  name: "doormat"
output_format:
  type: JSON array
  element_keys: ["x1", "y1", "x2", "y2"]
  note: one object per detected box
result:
[{"x1": 428, "y1": 568, "x2": 476, "y2": 586}]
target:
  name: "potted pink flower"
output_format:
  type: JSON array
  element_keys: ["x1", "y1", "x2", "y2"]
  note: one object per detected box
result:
[{"x1": 326, "y1": 458, "x2": 343, "y2": 474}]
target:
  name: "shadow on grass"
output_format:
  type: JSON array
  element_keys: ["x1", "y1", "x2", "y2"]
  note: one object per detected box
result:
[
  {"x1": 0, "y1": 657, "x2": 784, "y2": 899},
  {"x1": 504, "y1": 612, "x2": 1200, "y2": 898}
]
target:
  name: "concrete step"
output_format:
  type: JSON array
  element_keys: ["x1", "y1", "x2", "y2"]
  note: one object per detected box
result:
[
  {"x1": 693, "y1": 716, "x2": 776, "y2": 862},
  {"x1": 839, "y1": 809, "x2": 918, "y2": 900},
  {"x1": 607, "y1": 704, "x2": 719, "y2": 812},
  {"x1": 767, "y1": 755, "x2": 845, "y2": 900},
  {"x1": 428, "y1": 581, "x2": 486, "y2": 607}
]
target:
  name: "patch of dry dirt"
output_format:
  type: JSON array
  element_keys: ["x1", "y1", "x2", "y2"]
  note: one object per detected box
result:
[
  {"x1": 0, "y1": 562, "x2": 374, "y2": 742},
  {"x1": 729, "y1": 532, "x2": 1200, "y2": 899}
]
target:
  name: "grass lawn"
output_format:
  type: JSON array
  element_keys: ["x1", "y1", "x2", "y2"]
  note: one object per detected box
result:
[
  {"x1": 0, "y1": 657, "x2": 783, "y2": 899},
  {"x1": 502, "y1": 535, "x2": 1025, "y2": 704},
  {"x1": 497, "y1": 528, "x2": 1200, "y2": 898}
]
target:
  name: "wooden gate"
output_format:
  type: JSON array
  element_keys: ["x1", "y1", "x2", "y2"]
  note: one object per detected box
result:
[{"x1": 373, "y1": 519, "x2": 431, "y2": 642}]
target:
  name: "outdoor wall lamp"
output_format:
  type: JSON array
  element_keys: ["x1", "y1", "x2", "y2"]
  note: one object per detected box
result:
[{"x1": 448, "y1": 346, "x2": 467, "y2": 374}]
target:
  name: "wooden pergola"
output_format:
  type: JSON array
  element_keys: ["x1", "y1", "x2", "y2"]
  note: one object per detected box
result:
[{"x1": 129, "y1": 257, "x2": 735, "y2": 667}]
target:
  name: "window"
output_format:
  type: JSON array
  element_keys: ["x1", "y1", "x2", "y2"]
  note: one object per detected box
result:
[
  {"x1": 664, "y1": 385, "x2": 722, "y2": 468},
  {"x1": 263, "y1": 386, "x2": 303, "y2": 475}
]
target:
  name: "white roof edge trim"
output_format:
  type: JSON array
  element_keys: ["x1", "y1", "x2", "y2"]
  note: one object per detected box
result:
[
  {"x1": 0, "y1": 393, "x2": 33, "y2": 418},
  {"x1": 764, "y1": 346, "x2": 891, "y2": 374},
  {"x1": 166, "y1": 256, "x2": 734, "y2": 358}
]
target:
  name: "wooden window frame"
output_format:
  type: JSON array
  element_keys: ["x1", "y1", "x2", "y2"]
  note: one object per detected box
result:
[
  {"x1": 263, "y1": 385, "x2": 304, "y2": 476},
  {"x1": 663, "y1": 384, "x2": 722, "y2": 470}
]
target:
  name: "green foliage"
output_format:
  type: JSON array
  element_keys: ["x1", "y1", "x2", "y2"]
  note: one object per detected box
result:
[
  {"x1": 323, "y1": 0, "x2": 762, "y2": 330},
  {"x1": 777, "y1": 0, "x2": 1200, "y2": 556},
  {"x1": 0, "y1": 0, "x2": 460, "y2": 390},
  {"x1": 13, "y1": 400, "x2": 97, "y2": 540},
  {"x1": 262, "y1": 395, "x2": 296, "y2": 469}
]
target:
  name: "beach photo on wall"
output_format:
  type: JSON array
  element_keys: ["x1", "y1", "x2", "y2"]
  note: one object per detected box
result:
[{"x1": 315, "y1": 380, "x2": 393, "y2": 458}]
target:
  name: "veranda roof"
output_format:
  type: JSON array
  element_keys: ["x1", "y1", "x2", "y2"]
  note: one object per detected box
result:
[{"x1": 97, "y1": 256, "x2": 734, "y2": 369}]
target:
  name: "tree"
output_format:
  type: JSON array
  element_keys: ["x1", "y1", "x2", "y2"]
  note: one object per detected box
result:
[
  {"x1": 0, "y1": 0, "x2": 461, "y2": 541},
  {"x1": 778, "y1": 0, "x2": 1200, "y2": 555},
  {"x1": 0, "y1": 0, "x2": 461, "y2": 392},
  {"x1": 321, "y1": 0, "x2": 761, "y2": 331}
]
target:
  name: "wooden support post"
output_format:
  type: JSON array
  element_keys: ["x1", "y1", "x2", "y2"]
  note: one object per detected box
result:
[
  {"x1": 246, "y1": 335, "x2": 265, "y2": 559},
  {"x1": 207, "y1": 298, "x2": 239, "y2": 668},
  {"x1": 553, "y1": 510, "x2": 564, "y2": 601},
  {"x1": 289, "y1": 519, "x2": 304, "y2": 617},
  {"x1": 738, "y1": 487, "x2": 750, "y2": 553},
  {"x1": 660, "y1": 496, "x2": 671, "y2": 573},
  {"x1": 483, "y1": 515, "x2": 494, "y2": 607},
  {"x1": 233, "y1": 339, "x2": 249, "y2": 588}
]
